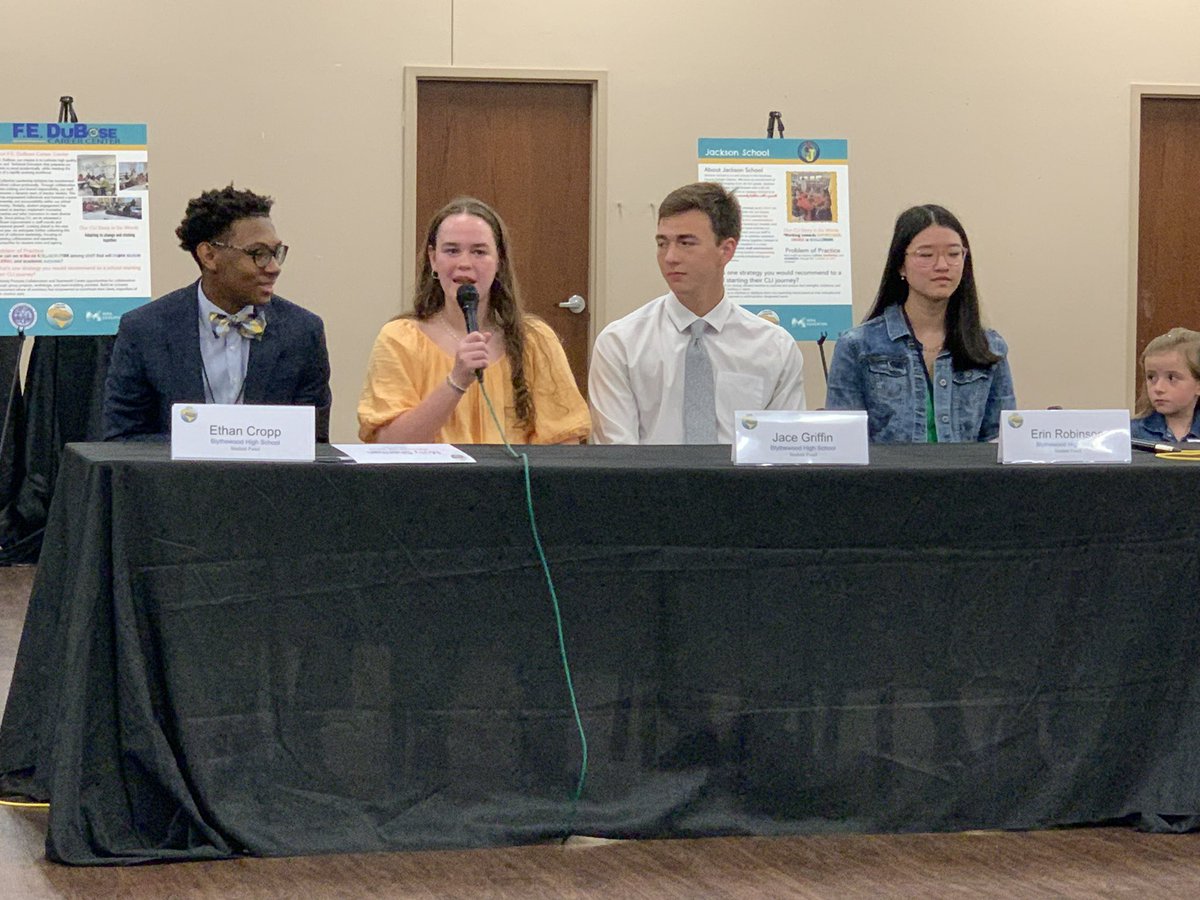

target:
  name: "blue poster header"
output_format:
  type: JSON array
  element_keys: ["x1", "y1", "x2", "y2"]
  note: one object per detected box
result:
[
  {"x1": 698, "y1": 138, "x2": 847, "y2": 163},
  {"x1": 739, "y1": 304, "x2": 854, "y2": 342},
  {"x1": 2, "y1": 123, "x2": 147, "y2": 146},
  {"x1": 0, "y1": 298, "x2": 147, "y2": 336}
]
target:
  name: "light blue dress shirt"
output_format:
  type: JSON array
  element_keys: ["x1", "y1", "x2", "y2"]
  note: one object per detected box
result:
[{"x1": 197, "y1": 284, "x2": 253, "y2": 404}]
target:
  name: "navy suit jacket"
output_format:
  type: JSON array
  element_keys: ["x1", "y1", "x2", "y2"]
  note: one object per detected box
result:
[{"x1": 102, "y1": 282, "x2": 332, "y2": 441}]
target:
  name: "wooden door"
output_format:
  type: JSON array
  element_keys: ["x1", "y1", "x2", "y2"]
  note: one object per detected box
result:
[
  {"x1": 416, "y1": 80, "x2": 592, "y2": 395},
  {"x1": 1137, "y1": 98, "x2": 1200, "y2": 383}
]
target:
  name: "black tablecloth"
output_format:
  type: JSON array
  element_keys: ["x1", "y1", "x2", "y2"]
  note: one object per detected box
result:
[{"x1": 2, "y1": 442, "x2": 1200, "y2": 864}]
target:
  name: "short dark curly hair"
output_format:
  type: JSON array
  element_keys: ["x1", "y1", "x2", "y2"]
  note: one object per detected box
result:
[{"x1": 176, "y1": 185, "x2": 273, "y2": 262}]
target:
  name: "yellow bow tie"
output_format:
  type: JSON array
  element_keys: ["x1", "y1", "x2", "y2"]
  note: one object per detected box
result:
[{"x1": 209, "y1": 310, "x2": 265, "y2": 340}]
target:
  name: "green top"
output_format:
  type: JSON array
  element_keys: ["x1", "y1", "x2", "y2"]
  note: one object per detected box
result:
[{"x1": 924, "y1": 372, "x2": 938, "y2": 443}]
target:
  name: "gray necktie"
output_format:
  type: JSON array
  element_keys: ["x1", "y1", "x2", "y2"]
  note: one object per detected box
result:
[{"x1": 683, "y1": 319, "x2": 717, "y2": 443}]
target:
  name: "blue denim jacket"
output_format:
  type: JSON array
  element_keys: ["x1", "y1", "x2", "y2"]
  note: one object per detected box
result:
[
  {"x1": 825, "y1": 304, "x2": 1016, "y2": 443},
  {"x1": 1131, "y1": 408, "x2": 1200, "y2": 443}
]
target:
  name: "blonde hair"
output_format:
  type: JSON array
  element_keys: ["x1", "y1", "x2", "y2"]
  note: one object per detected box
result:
[{"x1": 1135, "y1": 327, "x2": 1200, "y2": 417}]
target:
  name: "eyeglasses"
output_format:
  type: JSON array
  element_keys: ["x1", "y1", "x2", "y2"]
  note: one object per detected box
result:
[
  {"x1": 209, "y1": 241, "x2": 289, "y2": 268},
  {"x1": 905, "y1": 246, "x2": 967, "y2": 267}
]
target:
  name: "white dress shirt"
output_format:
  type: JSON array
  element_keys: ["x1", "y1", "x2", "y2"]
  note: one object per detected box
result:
[
  {"x1": 197, "y1": 284, "x2": 253, "y2": 404},
  {"x1": 588, "y1": 292, "x2": 806, "y2": 444}
]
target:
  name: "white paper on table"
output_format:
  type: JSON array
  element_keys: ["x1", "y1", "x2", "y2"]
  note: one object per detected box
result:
[{"x1": 331, "y1": 444, "x2": 477, "y2": 465}]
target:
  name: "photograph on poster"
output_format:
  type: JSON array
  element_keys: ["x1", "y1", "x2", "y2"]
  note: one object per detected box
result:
[
  {"x1": 119, "y1": 161, "x2": 148, "y2": 192},
  {"x1": 788, "y1": 171, "x2": 838, "y2": 223},
  {"x1": 82, "y1": 197, "x2": 142, "y2": 220},
  {"x1": 76, "y1": 154, "x2": 117, "y2": 196}
]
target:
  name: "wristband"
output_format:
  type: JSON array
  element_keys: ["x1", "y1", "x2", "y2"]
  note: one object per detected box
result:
[{"x1": 445, "y1": 373, "x2": 470, "y2": 394}]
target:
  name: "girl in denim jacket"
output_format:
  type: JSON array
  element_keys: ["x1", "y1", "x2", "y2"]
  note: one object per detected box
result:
[
  {"x1": 1131, "y1": 328, "x2": 1200, "y2": 444},
  {"x1": 825, "y1": 205, "x2": 1015, "y2": 442}
]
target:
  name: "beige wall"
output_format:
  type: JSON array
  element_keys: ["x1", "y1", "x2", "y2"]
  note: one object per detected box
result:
[{"x1": 7, "y1": 0, "x2": 1200, "y2": 440}]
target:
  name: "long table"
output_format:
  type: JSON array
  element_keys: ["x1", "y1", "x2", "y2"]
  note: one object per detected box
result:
[{"x1": 2, "y1": 442, "x2": 1199, "y2": 864}]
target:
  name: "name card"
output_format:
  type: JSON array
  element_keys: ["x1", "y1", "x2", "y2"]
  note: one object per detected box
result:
[
  {"x1": 733, "y1": 410, "x2": 869, "y2": 465},
  {"x1": 171, "y1": 403, "x2": 315, "y2": 462},
  {"x1": 997, "y1": 409, "x2": 1131, "y2": 465}
]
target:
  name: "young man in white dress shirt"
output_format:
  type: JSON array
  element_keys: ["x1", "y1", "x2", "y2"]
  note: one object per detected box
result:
[{"x1": 588, "y1": 182, "x2": 806, "y2": 444}]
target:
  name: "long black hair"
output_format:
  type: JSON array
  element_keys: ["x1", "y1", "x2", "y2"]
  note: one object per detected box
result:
[{"x1": 865, "y1": 204, "x2": 999, "y2": 369}]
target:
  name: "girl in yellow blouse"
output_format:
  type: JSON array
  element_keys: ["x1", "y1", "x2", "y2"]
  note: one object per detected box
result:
[{"x1": 358, "y1": 198, "x2": 590, "y2": 444}]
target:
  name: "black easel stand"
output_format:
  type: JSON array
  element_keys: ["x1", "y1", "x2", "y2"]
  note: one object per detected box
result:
[
  {"x1": 57, "y1": 96, "x2": 77, "y2": 124},
  {"x1": 766, "y1": 110, "x2": 785, "y2": 139},
  {"x1": 0, "y1": 96, "x2": 115, "y2": 564}
]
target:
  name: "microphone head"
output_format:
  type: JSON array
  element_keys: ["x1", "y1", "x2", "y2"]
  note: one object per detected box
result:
[{"x1": 456, "y1": 283, "x2": 480, "y2": 311}]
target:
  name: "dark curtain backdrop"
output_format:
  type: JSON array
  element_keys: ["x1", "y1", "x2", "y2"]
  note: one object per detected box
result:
[{"x1": 0, "y1": 336, "x2": 113, "y2": 564}]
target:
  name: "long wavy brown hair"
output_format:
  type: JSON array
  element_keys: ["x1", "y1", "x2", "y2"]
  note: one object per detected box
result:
[{"x1": 408, "y1": 197, "x2": 534, "y2": 435}]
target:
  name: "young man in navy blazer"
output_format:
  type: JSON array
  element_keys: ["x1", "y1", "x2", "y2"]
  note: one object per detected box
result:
[{"x1": 102, "y1": 185, "x2": 332, "y2": 441}]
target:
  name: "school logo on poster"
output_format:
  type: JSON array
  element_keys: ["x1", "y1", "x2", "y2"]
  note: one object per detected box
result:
[
  {"x1": 8, "y1": 303, "x2": 36, "y2": 330},
  {"x1": 47, "y1": 302, "x2": 74, "y2": 328}
]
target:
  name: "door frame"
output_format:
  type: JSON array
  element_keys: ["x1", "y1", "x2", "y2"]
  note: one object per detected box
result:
[
  {"x1": 403, "y1": 66, "x2": 609, "y2": 339},
  {"x1": 1129, "y1": 83, "x2": 1200, "y2": 405}
]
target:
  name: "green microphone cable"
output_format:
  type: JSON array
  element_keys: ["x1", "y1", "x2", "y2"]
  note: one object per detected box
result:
[{"x1": 479, "y1": 381, "x2": 588, "y2": 837}]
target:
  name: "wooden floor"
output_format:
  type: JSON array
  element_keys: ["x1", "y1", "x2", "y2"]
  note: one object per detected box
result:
[{"x1": 3, "y1": 567, "x2": 1200, "y2": 898}]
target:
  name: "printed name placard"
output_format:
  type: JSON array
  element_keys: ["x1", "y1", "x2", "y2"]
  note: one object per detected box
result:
[
  {"x1": 733, "y1": 409, "x2": 869, "y2": 465},
  {"x1": 171, "y1": 403, "x2": 315, "y2": 461},
  {"x1": 997, "y1": 409, "x2": 1131, "y2": 465}
]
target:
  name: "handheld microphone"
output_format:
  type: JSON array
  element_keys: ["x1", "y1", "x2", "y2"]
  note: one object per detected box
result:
[{"x1": 456, "y1": 283, "x2": 483, "y2": 382}]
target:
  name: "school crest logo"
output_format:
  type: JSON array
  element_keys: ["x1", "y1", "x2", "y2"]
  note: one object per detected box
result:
[{"x1": 8, "y1": 303, "x2": 36, "y2": 330}]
